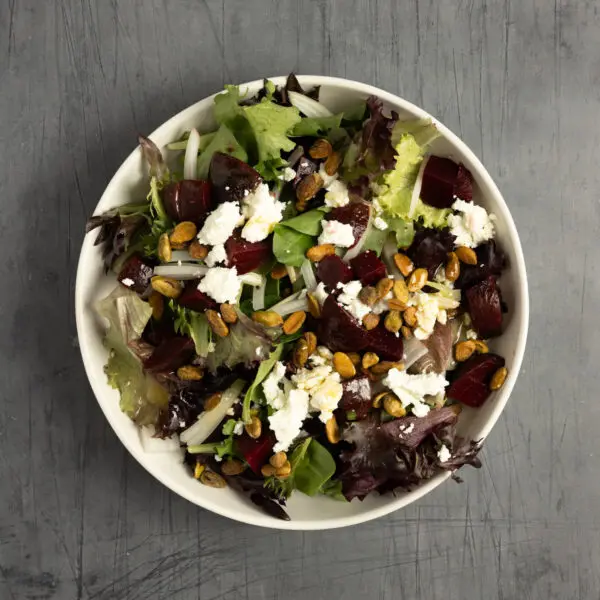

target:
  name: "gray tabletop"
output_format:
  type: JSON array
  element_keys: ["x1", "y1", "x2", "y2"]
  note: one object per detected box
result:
[{"x1": 1, "y1": 1, "x2": 598, "y2": 599}]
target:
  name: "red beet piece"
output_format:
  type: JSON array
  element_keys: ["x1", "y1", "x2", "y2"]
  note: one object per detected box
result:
[
  {"x1": 178, "y1": 281, "x2": 218, "y2": 312},
  {"x1": 117, "y1": 254, "x2": 154, "y2": 295},
  {"x1": 143, "y1": 336, "x2": 195, "y2": 373},
  {"x1": 235, "y1": 432, "x2": 275, "y2": 474},
  {"x1": 225, "y1": 230, "x2": 272, "y2": 274},
  {"x1": 317, "y1": 255, "x2": 353, "y2": 289},
  {"x1": 329, "y1": 202, "x2": 371, "y2": 248},
  {"x1": 446, "y1": 353, "x2": 505, "y2": 407},
  {"x1": 340, "y1": 375, "x2": 372, "y2": 420},
  {"x1": 420, "y1": 156, "x2": 473, "y2": 208},
  {"x1": 350, "y1": 251, "x2": 387, "y2": 285},
  {"x1": 162, "y1": 180, "x2": 213, "y2": 224},
  {"x1": 366, "y1": 325, "x2": 404, "y2": 361},
  {"x1": 466, "y1": 276, "x2": 503, "y2": 338},
  {"x1": 317, "y1": 295, "x2": 369, "y2": 353},
  {"x1": 210, "y1": 152, "x2": 262, "y2": 204}
]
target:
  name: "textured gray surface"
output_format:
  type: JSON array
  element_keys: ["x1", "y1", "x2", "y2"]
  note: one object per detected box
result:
[{"x1": 1, "y1": 1, "x2": 598, "y2": 598}]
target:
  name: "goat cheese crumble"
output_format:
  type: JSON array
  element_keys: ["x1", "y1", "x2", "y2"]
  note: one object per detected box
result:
[
  {"x1": 197, "y1": 266, "x2": 242, "y2": 304},
  {"x1": 318, "y1": 219, "x2": 355, "y2": 247},
  {"x1": 447, "y1": 199, "x2": 495, "y2": 248},
  {"x1": 268, "y1": 389, "x2": 310, "y2": 452},
  {"x1": 205, "y1": 243, "x2": 227, "y2": 267},
  {"x1": 337, "y1": 280, "x2": 371, "y2": 321},
  {"x1": 382, "y1": 368, "x2": 448, "y2": 418},
  {"x1": 241, "y1": 183, "x2": 285, "y2": 243},
  {"x1": 437, "y1": 444, "x2": 451, "y2": 463}
]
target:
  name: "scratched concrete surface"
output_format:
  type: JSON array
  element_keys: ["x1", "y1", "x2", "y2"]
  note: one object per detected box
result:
[{"x1": 1, "y1": 1, "x2": 599, "y2": 599}]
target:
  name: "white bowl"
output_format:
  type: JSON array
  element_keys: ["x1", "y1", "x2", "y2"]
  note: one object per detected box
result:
[{"x1": 75, "y1": 76, "x2": 529, "y2": 530}]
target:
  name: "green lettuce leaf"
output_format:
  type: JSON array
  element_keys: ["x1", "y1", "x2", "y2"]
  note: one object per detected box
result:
[
  {"x1": 96, "y1": 287, "x2": 168, "y2": 425},
  {"x1": 272, "y1": 226, "x2": 314, "y2": 267},
  {"x1": 278, "y1": 207, "x2": 329, "y2": 236},
  {"x1": 197, "y1": 124, "x2": 248, "y2": 178},
  {"x1": 412, "y1": 201, "x2": 451, "y2": 229},
  {"x1": 291, "y1": 114, "x2": 344, "y2": 137},
  {"x1": 171, "y1": 304, "x2": 213, "y2": 357}
]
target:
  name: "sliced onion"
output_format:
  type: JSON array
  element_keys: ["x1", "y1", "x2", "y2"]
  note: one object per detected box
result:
[
  {"x1": 403, "y1": 337, "x2": 428, "y2": 369},
  {"x1": 300, "y1": 260, "x2": 317, "y2": 290},
  {"x1": 252, "y1": 278, "x2": 266, "y2": 310},
  {"x1": 344, "y1": 205, "x2": 373, "y2": 263},
  {"x1": 270, "y1": 290, "x2": 308, "y2": 316},
  {"x1": 180, "y1": 380, "x2": 245, "y2": 445},
  {"x1": 288, "y1": 91, "x2": 333, "y2": 118},
  {"x1": 287, "y1": 146, "x2": 304, "y2": 168},
  {"x1": 240, "y1": 272, "x2": 264, "y2": 287},
  {"x1": 169, "y1": 250, "x2": 204, "y2": 264},
  {"x1": 381, "y1": 235, "x2": 401, "y2": 278},
  {"x1": 183, "y1": 128, "x2": 200, "y2": 180},
  {"x1": 408, "y1": 155, "x2": 429, "y2": 218},
  {"x1": 286, "y1": 265, "x2": 298, "y2": 284},
  {"x1": 153, "y1": 264, "x2": 208, "y2": 279}
]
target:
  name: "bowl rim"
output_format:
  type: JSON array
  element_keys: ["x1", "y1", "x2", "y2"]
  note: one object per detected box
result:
[{"x1": 75, "y1": 75, "x2": 529, "y2": 530}]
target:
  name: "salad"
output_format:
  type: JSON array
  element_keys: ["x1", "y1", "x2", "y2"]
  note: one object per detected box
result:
[{"x1": 86, "y1": 74, "x2": 509, "y2": 521}]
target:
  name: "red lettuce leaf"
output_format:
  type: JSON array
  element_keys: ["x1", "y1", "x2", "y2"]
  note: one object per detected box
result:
[
  {"x1": 406, "y1": 227, "x2": 455, "y2": 279},
  {"x1": 455, "y1": 240, "x2": 506, "y2": 290}
]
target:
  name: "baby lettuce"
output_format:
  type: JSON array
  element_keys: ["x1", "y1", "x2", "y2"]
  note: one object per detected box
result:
[
  {"x1": 171, "y1": 304, "x2": 213, "y2": 357},
  {"x1": 96, "y1": 287, "x2": 168, "y2": 425}
]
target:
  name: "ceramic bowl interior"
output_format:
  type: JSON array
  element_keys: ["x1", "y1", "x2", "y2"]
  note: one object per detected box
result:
[{"x1": 75, "y1": 76, "x2": 529, "y2": 530}]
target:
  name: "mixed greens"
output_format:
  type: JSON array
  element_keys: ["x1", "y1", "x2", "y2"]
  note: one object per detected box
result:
[{"x1": 87, "y1": 74, "x2": 509, "y2": 520}]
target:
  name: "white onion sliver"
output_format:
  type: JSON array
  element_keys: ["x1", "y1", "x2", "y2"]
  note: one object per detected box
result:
[
  {"x1": 286, "y1": 265, "x2": 298, "y2": 284},
  {"x1": 153, "y1": 264, "x2": 208, "y2": 279},
  {"x1": 183, "y1": 128, "x2": 200, "y2": 180},
  {"x1": 271, "y1": 297, "x2": 309, "y2": 317},
  {"x1": 408, "y1": 155, "x2": 429, "y2": 218},
  {"x1": 252, "y1": 279, "x2": 266, "y2": 311},
  {"x1": 169, "y1": 250, "x2": 204, "y2": 264},
  {"x1": 344, "y1": 204, "x2": 373, "y2": 263},
  {"x1": 180, "y1": 380, "x2": 245, "y2": 445},
  {"x1": 300, "y1": 260, "x2": 317, "y2": 290},
  {"x1": 381, "y1": 235, "x2": 402, "y2": 278},
  {"x1": 288, "y1": 91, "x2": 333, "y2": 118},
  {"x1": 240, "y1": 272, "x2": 264, "y2": 287},
  {"x1": 403, "y1": 337, "x2": 428, "y2": 369}
]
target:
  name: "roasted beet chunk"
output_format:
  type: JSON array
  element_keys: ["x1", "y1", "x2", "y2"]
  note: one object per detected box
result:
[
  {"x1": 420, "y1": 156, "x2": 473, "y2": 208},
  {"x1": 162, "y1": 180, "x2": 213, "y2": 224},
  {"x1": 466, "y1": 276, "x2": 503, "y2": 338},
  {"x1": 366, "y1": 325, "x2": 404, "y2": 361},
  {"x1": 225, "y1": 230, "x2": 272, "y2": 274},
  {"x1": 317, "y1": 255, "x2": 353, "y2": 289},
  {"x1": 318, "y1": 295, "x2": 369, "y2": 353},
  {"x1": 455, "y1": 240, "x2": 506, "y2": 290},
  {"x1": 210, "y1": 152, "x2": 262, "y2": 204},
  {"x1": 143, "y1": 336, "x2": 195, "y2": 373},
  {"x1": 447, "y1": 353, "x2": 505, "y2": 407},
  {"x1": 340, "y1": 375, "x2": 372, "y2": 420},
  {"x1": 117, "y1": 254, "x2": 154, "y2": 295},
  {"x1": 328, "y1": 202, "x2": 371, "y2": 248},
  {"x1": 178, "y1": 281, "x2": 218, "y2": 312},
  {"x1": 350, "y1": 250, "x2": 387, "y2": 285},
  {"x1": 235, "y1": 433, "x2": 275, "y2": 474},
  {"x1": 406, "y1": 227, "x2": 455, "y2": 278}
]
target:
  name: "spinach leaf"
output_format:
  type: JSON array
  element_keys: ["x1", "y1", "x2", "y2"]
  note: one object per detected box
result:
[
  {"x1": 264, "y1": 276, "x2": 281, "y2": 309},
  {"x1": 293, "y1": 439, "x2": 336, "y2": 496},
  {"x1": 272, "y1": 225, "x2": 314, "y2": 267},
  {"x1": 280, "y1": 207, "x2": 330, "y2": 236},
  {"x1": 319, "y1": 478, "x2": 347, "y2": 502},
  {"x1": 241, "y1": 344, "x2": 284, "y2": 423}
]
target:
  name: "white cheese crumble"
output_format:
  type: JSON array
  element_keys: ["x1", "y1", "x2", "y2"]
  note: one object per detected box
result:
[
  {"x1": 197, "y1": 201, "x2": 241, "y2": 246},
  {"x1": 324, "y1": 180, "x2": 350, "y2": 208},
  {"x1": 268, "y1": 389, "x2": 310, "y2": 452},
  {"x1": 241, "y1": 183, "x2": 285, "y2": 242},
  {"x1": 313, "y1": 281, "x2": 329, "y2": 305},
  {"x1": 437, "y1": 444, "x2": 451, "y2": 463},
  {"x1": 382, "y1": 368, "x2": 448, "y2": 418},
  {"x1": 233, "y1": 421, "x2": 244, "y2": 436},
  {"x1": 318, "y1": 164, "x2": 338, "y2": 188},
  {"x1": 121, "y1": 277, "x2": 134, "y2": 287},
  {"x1": 318, "y1": 219, "x2": 355, "y2": 248},
  {"x1": 279, "y1": 167, "x2": 297, "y2": 182},
  {"x1": 373, "y1": 216, "x2": 388, "y2": 230},
  {"x1": 205, "y1": 243, "x2": 227, "y2": 267},
  {"x1": 197, "y1": 266, "x2": 242, "y2": 304},
  {"x1": 466, "y1": 328, "x2": 478, "y2": 340},
  {"x1": 262, "y1": 361, "x2": 287, "y2": 410},
  {"x1": 337, "y1": 280, "x2": 371, "y2": 321},
  {"x1": 408, "y1": 292, "x2": 459, "y2": 340},
  {"x1": 447, "y1": 199, "x2": 496, "y2": 248}
]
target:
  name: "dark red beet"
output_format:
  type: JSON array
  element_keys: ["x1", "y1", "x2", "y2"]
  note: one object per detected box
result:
[
  {"x1": 143, "y1": 336, "x2": 195, "y2": 373},
  {"x1": 350, "y1": 251, "x2": 387, "y2": 285},
  {"x1": 210, "y1": 152, "x2": 262, "y2": 204},
  {"x1": 420, "y1": 156, "x2": 473, "y2": 208},
  {"x1": 317, "y1": 296, "x2": 369, "y2": 353},
  {"x1": 340, "y1": 375, "x2": 372, "y2": 420},
  {"x1": 316, "y1": 255, "x2": 353, "y2": 289},
  {"x1": 406, "y1": 228, "x2": 455, "y2": 279},
  {"x1": 178, "y1": 281, "x2": 218, "y2": 312},
  {"x1": 225, "y1": 230, "x2": 272, "y2": 274},
  {"x1": 446, "y1": 353, "x2": 505, "y2": 407},
  {"x1": 466, "y1": 276, "x2": 503, "y2": 338},
  {"x1": 366, "y1": 325, "x2": 404, "y2": 361},
  {"x1": 162, "y1": 180, "x2": 213, "y2": 224},
  {"x1": 329, "y1": 202, "x2": 371, "y2": 248},
  {"x1": 235, "y1": 432, "x2": 275, "y2": 474},
  {"x1": 117, "y1": 254, "x2": 154, "y2": 295},
  {"x1": 455, "y1": 240, "x2": 506, "y2": 290}
]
